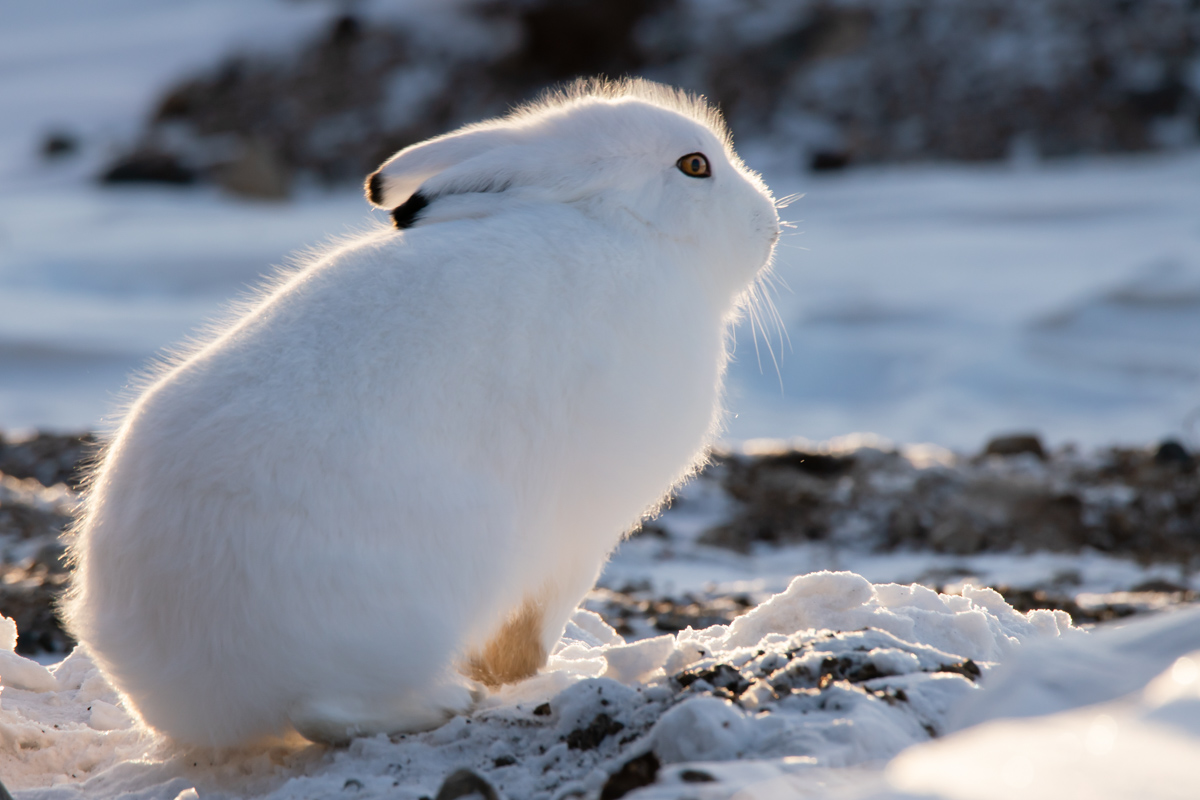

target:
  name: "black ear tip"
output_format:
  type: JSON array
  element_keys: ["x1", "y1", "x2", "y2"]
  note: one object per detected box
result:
[
  {"x1": 391, "y1": 192, "x2": 430, "y2": 229},
  {"x1": 366, "y1": 171, "x2": 384, "y2": 205}
]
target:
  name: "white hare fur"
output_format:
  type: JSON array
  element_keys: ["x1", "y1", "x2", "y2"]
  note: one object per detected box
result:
[{"x1": 64, "y1": 78, "x2": 780, "y2": 747}]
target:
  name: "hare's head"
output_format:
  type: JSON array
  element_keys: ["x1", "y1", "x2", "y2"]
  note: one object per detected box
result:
[{"x1": 366, "y1": 78, "x2": 779, "y2": 305}]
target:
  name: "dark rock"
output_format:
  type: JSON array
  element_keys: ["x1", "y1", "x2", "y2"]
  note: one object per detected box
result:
[
  {"x1": 0, "y1": 430, "x2": 96, "y2": 489},
  {"x1": 698, "y1": 449, "x2": 857, "y2": 551},
  {"x1": 983, "y1": 434, "x2": 1046, "y2": 460},
  {"x1": 100, "y1": 151, "x2": 196, "y2": 185},
  {"x1": 507, "y1": 0, "x2": 663, "y2": 83},
  {"x1": 532, "y1": 702, "x2": 552, "y2": 716},
  {"x1": 1155, "y1": 440, "x2": 1193, "y2": 469},
  {"x1": 819, "y1": 655, "x2": 886, "y2": 685},
  {"x1": 328, "y1": 14, "x2": 362, "y2": 48},
  {"x1": 674, "y1": 663, "x2": 751, "y2": 696},
  {"x1": 0, "y1": 501, "x2": 68, "y2": 543},
  {"x1": 1131, "y1": 578, "x2": 1190, "y2": 593},
  {"x1": 810, "y1": 151, "x2": 850, "y2": 171},
  {"x1": 0, "y1": 567, "x2": 74, "y2": 656},
  {"x1": 41, "y1": 131, "x2": 78, "y2": 159},
  {"x1": 754, "y1": 450, "x2": 856, "y2": 478},
  {"x1": 492, "y1": 755, "x2": 516, "y2": 768},
  {"x1": 565, "y1": 713, "x2": 624, "y2": 750},
  {"x1": 600, "y1": 752, "x2": 660, "y2": 800},
  {"x1": 679, "y1": 769, "x2": 716, "y2": 783},
  {"x1": 937, "y1": 660, "x2": 982, "y2": 681},
  {"x1": 434, "y1": 769, "x2": 498, "y2": 800}
]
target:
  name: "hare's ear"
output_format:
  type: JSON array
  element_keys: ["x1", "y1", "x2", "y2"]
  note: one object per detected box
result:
[{"x1": 365, "y1": 126, "x2": 518, "y2": 210}]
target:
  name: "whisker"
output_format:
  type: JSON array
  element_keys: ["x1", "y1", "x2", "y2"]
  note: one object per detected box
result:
[
  {"x1": 746, "y1": 295, "x2": 765, "y2": 373},
  {"x1": 758, "y1": 278, "x2": 791, "y2": 355},
  {"x1": 767, "y1": 270, "x2": 794, "y2": 295},
  {"x1": 754, "y1": 287, "x2": 785, "y2": 394},
  {"x1": 774, "y1": 192, "x2": 805, "y2": 209}
]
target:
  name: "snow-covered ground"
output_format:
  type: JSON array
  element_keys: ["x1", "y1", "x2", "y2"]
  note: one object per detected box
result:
[
  {"x1": 3, "y1": 2, "x2": 1200, "y2": 799},
  {"x1": 4, "y1": 578, "x2": 1200, "y2": 799}
]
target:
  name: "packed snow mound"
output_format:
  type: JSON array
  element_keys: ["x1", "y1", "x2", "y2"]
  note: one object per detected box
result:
[
  {"x1": 887, "y1": 616, "x2": 1200, "y2": 800},
  {"x1": 949, "y1": 604, "x2": 1200, "y2": 731},
  {"x1": 0, "y1": 571, "x2": 1071, "y2": 800}
]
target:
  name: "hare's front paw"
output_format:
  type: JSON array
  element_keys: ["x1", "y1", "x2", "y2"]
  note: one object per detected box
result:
[{"x1": 289, "y1": 676, "x2": 480, "y2": 745}]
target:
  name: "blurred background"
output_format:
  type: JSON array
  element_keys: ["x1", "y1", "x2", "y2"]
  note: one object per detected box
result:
[{"x1": 3, "y1": 0, "x2": 1200, "y2": 451}]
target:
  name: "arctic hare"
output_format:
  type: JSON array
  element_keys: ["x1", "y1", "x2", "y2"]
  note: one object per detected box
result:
[{"x1": 65, "y1": 78, "x2": 780, "y2": 747}]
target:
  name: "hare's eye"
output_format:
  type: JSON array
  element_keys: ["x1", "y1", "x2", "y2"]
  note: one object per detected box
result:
[{"x1": 677, "y1": 152, "x2": 711, "y2": 178}]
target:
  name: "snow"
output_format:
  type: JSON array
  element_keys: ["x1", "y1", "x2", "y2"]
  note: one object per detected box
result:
[
  {"x1": 947, "y1": 605, "x2": 1200, "y2": 730},
  {"x1": 3, "y1": 573, "x2": 1195, "y2": 800},
  {"x1": 0, "y1": 571, "x2": 1074, "y2": 799},
  {"x1": 884, "y1": 613, "x2": 1200, "y2": 800}
]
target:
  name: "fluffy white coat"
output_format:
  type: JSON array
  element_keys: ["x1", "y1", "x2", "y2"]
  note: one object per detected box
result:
[{"x1": 65, "y1": 79, "x2": 780, "y2": 747}]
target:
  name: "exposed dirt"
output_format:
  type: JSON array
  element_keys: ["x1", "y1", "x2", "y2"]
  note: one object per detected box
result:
[
  {"x1": 693, "y1": 436, "x2": 1200, "y2": 565},
  {"x1": 0, "y1": 431, "x2": 95, "y2": 490}
]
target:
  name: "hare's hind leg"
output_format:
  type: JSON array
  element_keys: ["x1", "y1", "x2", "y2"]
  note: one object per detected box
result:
[
  {"x1": 288, "y1": 676, "x2": 481, "y2": 745},
  {"x1": 462, "y1": 596, "x2": 548, "y2": 688}
]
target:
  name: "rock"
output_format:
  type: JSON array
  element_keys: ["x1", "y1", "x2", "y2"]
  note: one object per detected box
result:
[
  {"x1": 1155, "y1": 439, "x2": 1194, "y2": 469},
  {"x1": 683, "y1": 436, "x2": 1199, "y2": 567},
  {"x1": 434, "y1": 770, "x2": 498, "y2": 800},
  {"x1": 679, "y1": 769, "x2": 716, "y2": 782},
  {"x1": 0, "y1": 430, "x2": 95, "y2": 488},
  {"x1": 41, "y1": 131, "x2": 78, "y2": 159},
  {"x1": 600, "y1": 752, "x2": 660, "y2": 800},
  {"x1": 983, "y1": 434, "x2": 1046, "y2": 460},
  {"x1": 565, "y1": 712, "x2": 624, "y2": 750},
  {"x1": 0, "y1": 546, "x2": 75, "y2": 656},
  {"x1": 100, "y1": 150, "x2": 196, "y2": 185},
  {"x1": 810, "y1": 150, "x2": 850, "y2": 171}
]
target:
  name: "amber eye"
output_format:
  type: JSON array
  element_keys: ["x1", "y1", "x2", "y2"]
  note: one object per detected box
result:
[{"x1": 677, "y1": 152, "x2": 711, "y2": 178}]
